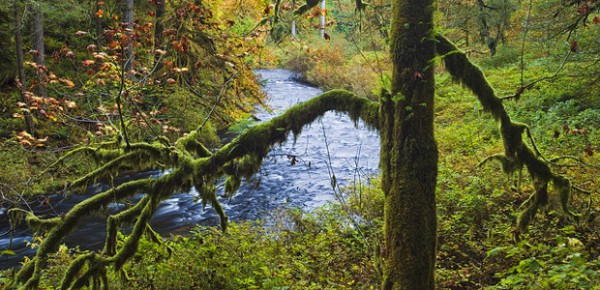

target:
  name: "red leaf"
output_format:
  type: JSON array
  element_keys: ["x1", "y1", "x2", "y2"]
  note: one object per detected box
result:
[
  {"x1": 264, "y1": 4, "x2": 274, "y2": 15},
  {"x1": 515, "y1": 86, "x2": 524, "y2": 96},
  {"x1": 585, "y1": 145, "x2": 594, "y2": 156},
  {"x1": 570, "y1": 40, "x2": 578, "y2": 52},
  {"x1": 577, "y1": 4, "x2": 590, "y2": 17}
]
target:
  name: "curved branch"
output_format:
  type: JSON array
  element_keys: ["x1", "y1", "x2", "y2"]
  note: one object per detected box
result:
[
  {"x1": 10, "y1": 88, "x2": 379, "y2": 289},
  {"x1": 208, "y1": 89, "x2": 379, "y2": 168},
  {"x1": 435, "y1": 34, "x2": 588, "y2": 233}
]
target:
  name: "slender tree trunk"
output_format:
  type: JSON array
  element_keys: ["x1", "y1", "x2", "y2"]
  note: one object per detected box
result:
[
  {"x1": 292, "y1": 20, "x2": 297, "y2": 38},
  {"x1": 13, "y1": 0, "x2": 35, "y2": 134},
  {"x1": 154, "y1": 0, "x2": 165, "y2": 46},
  {"x1": 380, "y1": 0, "x2": 437, "y2": 288},
  {"x1": 291, "y1": 0, "x2": 297, "y2": 38},
  {"x1": 153, "y1": 0, "x2": 165, "y2": 66},
  {"x1": 123, "y1": 0, "x2": 134, "y2": 71},
  {"x1": 96, "y1": 0, "x2": 105, "y2": 47},
  {"x1": 32, "y1": 1, "x2": 46, "y2": 97},
  {"x1": 477, "y1": 0, "x2": 496, "y2": 56},
  {"x1": 320, "y1": 0, "x2": 325, "y2": 38}
]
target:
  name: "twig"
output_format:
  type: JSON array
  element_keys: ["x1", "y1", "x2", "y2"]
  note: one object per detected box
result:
[{"x1": 502, "y1": 50, "x2": 571, "y2": 101}]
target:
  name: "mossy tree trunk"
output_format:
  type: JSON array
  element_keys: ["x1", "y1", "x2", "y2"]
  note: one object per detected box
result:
[
  {"x1": 8, "y1": 0, "x2": 586, "y2": 288},
  {"x1": 380, "y1": 0, "x2": 437, "y2": 289},
  {"x1": 13, "y1": 0, "x2": 35, "y2": 135}
]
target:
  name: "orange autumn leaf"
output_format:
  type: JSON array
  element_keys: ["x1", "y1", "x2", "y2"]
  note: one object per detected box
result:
[
  {"x1": 60, "y1": 78, "x2": 76, "y2": 88},
  {"x1": 82, "y1": 59, "x2": 96, "y2": 66}
]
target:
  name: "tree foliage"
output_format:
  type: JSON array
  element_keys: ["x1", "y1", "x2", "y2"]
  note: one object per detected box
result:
[{"x1": 3, "y1": 0, "x2": 598, "y2": 289}]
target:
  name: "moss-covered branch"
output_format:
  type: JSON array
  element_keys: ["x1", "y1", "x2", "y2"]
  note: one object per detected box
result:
[
  {"x1": 435, "y1": 34, "x2": 588, "y2": 235},
  {"x1": 208, "y1": 89, "x2": 379, "y2": 168},
  {"x1": 9, "y1": 89, "x2": 378, "y2": 289}
]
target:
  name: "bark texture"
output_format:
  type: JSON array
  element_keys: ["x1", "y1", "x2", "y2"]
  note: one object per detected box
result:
[
  {"x1": 13, "y1": 0, "x2": 35, "y2": 134},
  {"x1": 380, "y1": 0, "x2": 437, "y2": 289},
  {"x1": 124, "y1": 0, "x2": 134, "y2": 71},
  {"x1": 32, "y1": 2, "x2": 46, "y2": 97}
]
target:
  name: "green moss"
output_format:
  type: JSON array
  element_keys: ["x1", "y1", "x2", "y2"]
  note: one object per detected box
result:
[
  {"x1": 436, "y1": 33, "x2": 590, "y2": 234},
  {"x1": 9, "y1": 88, "x2": 382, "y2": 289}
]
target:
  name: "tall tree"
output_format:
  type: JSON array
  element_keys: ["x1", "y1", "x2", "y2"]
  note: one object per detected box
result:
[
  {"x1": 0, "y1": 9, "x2": 16, "y2": 84},
  {"x1": 8, "y1": 0, "x2": 587, "y2": 288},
  {"x1": 12, "y1": 0, "x2": 35, "y2": 134},
  {"x1": 381, "y1": 0, "x2": 437, "y2": 287},
  {"x1": 123, "y1": 0, "x2": 134, "y2": 71},
  {"x1": 95, "y1": 0, "x2": 105, "y2": 47},
  {"x1": 31, "y1": 0, "x2": 46, "y2": 96}
]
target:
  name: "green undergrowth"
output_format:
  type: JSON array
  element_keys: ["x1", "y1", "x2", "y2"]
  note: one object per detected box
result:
[
  {"x1": 3, "y1": 38, "x2": 600, "y2": 288},
  {"x1": 257, "y1": 40, "x2": 600, "y2": 288},
  {"x1": 20, "y1": 185, "x2": 385, "y2": 289},
  {"x1": 273, "y1": 33, "x2": 390, "y2": 100}
]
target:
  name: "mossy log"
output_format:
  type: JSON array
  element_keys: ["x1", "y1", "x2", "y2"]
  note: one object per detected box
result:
[{"x1": 8, "y1": 89, "x2": 378, "y2": 289}]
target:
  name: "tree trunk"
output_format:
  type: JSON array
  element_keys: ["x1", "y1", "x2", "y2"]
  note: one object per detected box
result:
[
  {"x1": 32, "y1": 2, "x2": 46, "y2": 97},
  {"x1": 380, "y1": 0, "x2": 437, "y2": 289},
  {"x1": 153, "y1": 0, "x2": 165, "y2": 66},
  {"x1": 13, "y1": 0, "x2": 35, "y2": 134},
  {"x1": 96, "y1": 0, "x2": 105, "y2": 47},
  {"x1": 124, "y1": 0, "x2": 134, "y2": 71},
  {"x1": 477, "y1": 0, "x2": 496, "y2": 56},
  {"x1": 320, "y1": 0, "x2": 325, "y2": 38},
  {"x1": 154, "y1": 0, "x2": 165, "y2": 46}
]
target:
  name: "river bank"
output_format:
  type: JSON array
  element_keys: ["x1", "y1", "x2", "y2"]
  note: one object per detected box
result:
[{"x1": 0, "y1": 69, "x2": 380, "y2": 269}]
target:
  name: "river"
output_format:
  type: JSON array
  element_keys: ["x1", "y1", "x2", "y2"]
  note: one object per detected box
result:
[{"x1": 0, "y1": 69, "x2": 380, "y2": 269}]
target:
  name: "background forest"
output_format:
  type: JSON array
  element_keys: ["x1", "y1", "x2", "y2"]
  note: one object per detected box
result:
[{"x1": 1, "y1": 0, "x2": 600, "y2": 289}]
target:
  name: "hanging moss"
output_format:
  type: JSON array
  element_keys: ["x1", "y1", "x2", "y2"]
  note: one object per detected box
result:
[
  {"x1": 436, "y1": 34, "x2": 590, "y2": 234},
  {"x1": 224, "y1": 175, "x2": 242, "y2": 197},
  {"x1": 9, "y1": 88, "x2": 380, "y2": 289},
  {"x1": 8, "y1": 208, "x2": 60, "y2": 233}
]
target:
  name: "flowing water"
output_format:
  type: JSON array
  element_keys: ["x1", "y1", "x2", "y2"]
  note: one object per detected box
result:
[{"x1": 0, "y1": 69, "x2": 380, "y2": 269}]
